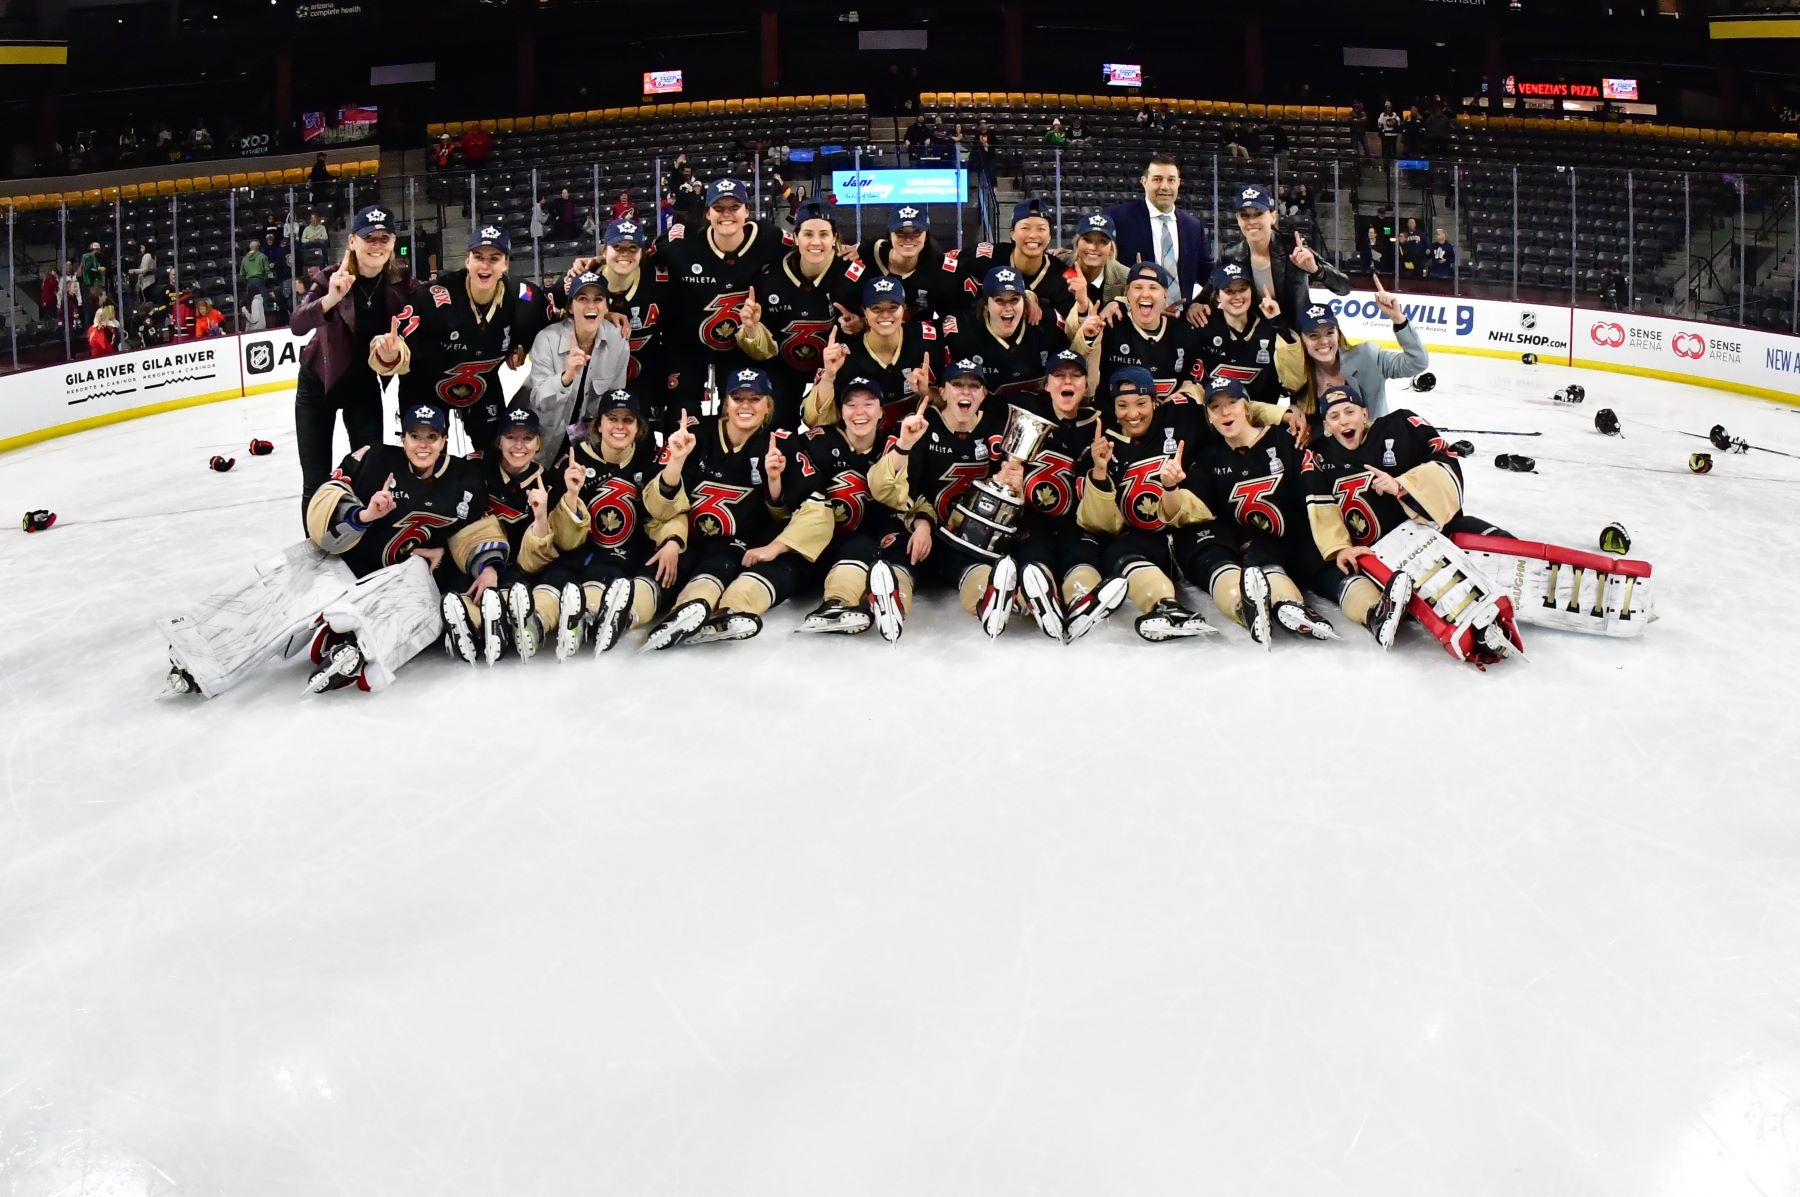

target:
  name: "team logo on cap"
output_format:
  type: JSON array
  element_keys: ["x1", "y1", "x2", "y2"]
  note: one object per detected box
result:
[
  {"x1": 412, "y1": 405, "x2": 437, "y2": 420},
  {"x1": 872, "y1": 278, "x2": 898, "y2": 292},
  {"x1": 897, "y1": 206, "x2": 920, "y2": 219},
  {"x1": 994, "y1": 269, "x2": 1017, "y2": 282},
  {"x1": 736, "y1": 368, "x2": 760, "y2": 383},
  {"x1": 716, "y1": 181, "x2": 738, "y2": 193},
  {"x1": 616, "y1": 220, "x2": 637, "y2": 234},
  {"x1": 1087, "y1": 215, "x2": 1108, "y2": 228},
  {"x1": 1241, "y1": 187, "x2": 1261, "y2": 200},
  {"x1": 480, "y1": 225, "x2": 502, "y2": 240},
  {"x1": 366, "y1": 208, "x2": 387, "y2": 222},
  {"x1": 1222, "y1": 264, "x2": 1244, "y2": 277},
  {"x1": 955, "y1": 358, "x2": 980, "y2": 372},
  {"x1": 847, "y1": 376, "x2": 874, "y2": 388},
  {"x1": 1306, "y1": 305, "x2": 1328, "y2": 319}
]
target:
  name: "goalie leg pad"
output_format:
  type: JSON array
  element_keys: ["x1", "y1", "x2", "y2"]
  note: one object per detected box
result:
[
  {"x1": 318, "y1": 557, "x2": 442, "y2": 691},
  {"x1": 160, "y1": 541, "x2": 355, "y2": 697},
  {"x1": 1451, "y1": 533, "x2": 1654, "y2": 637},
  {"x1": 1369, "y1": 523, "x2": 1524, "y2": 665}
]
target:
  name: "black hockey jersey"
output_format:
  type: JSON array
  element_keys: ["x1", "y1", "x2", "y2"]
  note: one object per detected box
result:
[
  {"x1": 1192, "y1": 311, "x2": 1290, "y2": 405},
  {"x1": 480, "y1": 455, "x2": 548, "y2": 556},
  {"x1": 895, "y1": 405, "x2": 1008, "y2": 526},
  {"x1": 788, "y1": 426, "x2": 885, "y2": 538},
  {"x1": 551, "y1": 438, "x2": 670, "y2": 563},
  {"x1": 311, "y1": 444, "x2": 506, "y2": 580},
  {"x1": 652, "y1": 221, "x2": 790, "y2": 358},
  {"x1": 742, "y1": 252, "x2": 865, "y2": 421},
  {"x1": 1092, "y1": 315, "x2": 1203, "y2": 406},
  {"x1": 674, "y1": 421, "x2": 795, "y2": 546},
  {"x1": 1087, "y1": 408, "x2": 1193, "y2": 534},
  {"x1": 1191, "y1": 426, "x2": 1314, "y2": 552},
  {"x1": 828, "y1": 321, "x2": 941, "y2": 435},
  {"x1": 605, "y1": 267, "x2": 674, "y2": 389},
  {"x1": 1012, "y1": 391, "x2": 1100, "y2": 531},
  {"x1": 949, "y1": 242, "x2": 1076, "y2": 322},
  {"x1": 939, "y1": 311, "x2": 1069, "y2": 399},
  {"x1": 854, "y1": 235, "x2": 964, "y2": 321},
  {"x1": 1303, "y1": 409, "x2": 1462, "y2": 549},
  {"x1": 399, "y1": 270, "x2": 554, "y2": 445}
]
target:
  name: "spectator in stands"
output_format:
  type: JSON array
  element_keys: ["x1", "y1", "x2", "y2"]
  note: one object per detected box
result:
[
  {"x1": 659, "y1": 192, "x2": 676, "y2": 234},
  {"x1": 1223, "y1": 125, "x2": 1250, "y2": 160},
  {"x1": 309, "y1": 152, "x2": 331, "y2": 184},
  {"x1": 1044, "y1": 118, "x2": 1069, "y2": 147},
  {"x1": 431, "y1": 133, "x2": 456, "y2": 170},
  {"x1": 39, "y1": 266, "x2": 62, "y2": 323},
  {"x1": 1294, "y1": 183, "x2": 1314, "y2": 216},
  {"x1": 61, "y1": 259, "x2": 83, "y2": 328},
  {"x1": 1402, "y1": 105, "x2": 1424, "y2": 156},
  {"x1": 551, "y1": 187, "x2": 580, "y2": 241},
  {"x1": 118, "y1": 127, "x2": 140, "y2": 166},
  {"x1": 1423, "y1": 106, "x2": 1455, "y2": 154},
  {"x1": 78, "y1": 242, "x2": 108, "y2": 317},
  {"x1": 967, "y1": 125, "x2": 995, "y2": 193},
  {"x1": 300, "y1": 211, "x2": 331, "y2": 267},
  {"x1": 131, "y1": 243, "x2": 158, "y2": 302},
  {"x1": 1377, "y1": 102, "x2": 1401, "y2": 160},
  {"x1": 87, "y1": 296, "x2": 121, "y2": 357},
  {"x1": 611, "y1": 189, "x2": 634, "y2": 221},
  {"x1": 190, "y1": 121, "x2": 213, "y2": 155},
  {"x1": 193, "y1": 297, "x2": 224, "y2": 338},
  {"x1": 1600, "y1": 267, "x2": 1627, "y2": 308},
  {"x1": 264, "y1": 232, "x2": 289, "y2": 296},
  {"x1": 1359, "y1": 225, "x2": 1387, "y2": 276},
  {"x1": 1063, "y1": 212, "x2": 1128, "y2": 309},
  {"x1": 240, "y1": 290, "x2": 268, "y2": 333},
  {"x1": 463, "y1": 125, "x2": 493, "y2": 169},
  {"x1": 1212, "y1": 184, "x2": 1350, "y2": 325},
  {"x1": 904, "y1": 114, "x2": 933, "y2": 164},
  {"x1": 1427, "y1": 228, "x2": 1455, "y2": 280},
  {"x1": 1069, "y1": 116, "x2": 1090, "y2": 143},
  {"x1": 1397, "y1": 217, "x2": 1425, "y2": 278},
  {"x1": 1106, "y1": 155, "x2": 1211, "y2": 306},
  {"x1": 240, "y1": 237, "x2": 273, "y2": 304}
]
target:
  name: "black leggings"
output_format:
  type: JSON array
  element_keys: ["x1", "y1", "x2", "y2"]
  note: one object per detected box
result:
[{"x1": 295, "y1": 365, "x2": 385, "y2": 525}]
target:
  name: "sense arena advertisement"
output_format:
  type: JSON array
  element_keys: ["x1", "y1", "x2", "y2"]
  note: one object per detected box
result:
[{"x1": 1573, "y1": 307, "x2": 1800, "y2": 403}]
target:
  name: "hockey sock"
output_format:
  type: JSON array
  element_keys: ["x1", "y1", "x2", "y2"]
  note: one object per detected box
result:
[
  {"x1": 630, "y1": 578, "x2": 659, "y2": 628},
  {"x1": 1269, "y1": 571, "x2": 1304, "y2": 606},
  {"x1": 958, "y1": 564, "x2": 994, "y2": 616},
  {"x1": 675, "y1": 576, "x2": 723, "y2": 610},
  {"x1": 892, "y1": 567, "x2": 916, "y2": 611},
  {"x1": 1062, "y1": 564, "x2": 1101, "y2": 606},
  {"x1": 822, "y1": 562, "x2": 870, "y2": 607},
  {"x1": 1124, "y1": 562, "x2": 1176, "y2": 614},
  {"x1": 719, "y1": 573, "x2": 777, "y2": 616},
  {"x1": 1339, "y1": 576, "x2": 1382, "y2": 626},
  {"x1": 1212, "y1": 569, "x2": 1246, "y2": 627},
  {"x1": 581, "y1": 579, "x2": 608, "y2": 620},
  {"x1": 451, "y1": 593, "x2": 481, "y2": 624},
  {"x1": 531, "y1": 584, "x2": 560, "y2": 630}
]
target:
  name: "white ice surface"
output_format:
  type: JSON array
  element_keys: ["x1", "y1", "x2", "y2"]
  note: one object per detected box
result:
[{"x1": 2, "y1": 357, "x2": 1799, "y2": 1196}]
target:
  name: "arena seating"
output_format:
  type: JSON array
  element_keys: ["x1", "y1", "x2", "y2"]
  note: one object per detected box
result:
[{"x1": 423, "y1": 97, "x2": 871, "y2": 260}]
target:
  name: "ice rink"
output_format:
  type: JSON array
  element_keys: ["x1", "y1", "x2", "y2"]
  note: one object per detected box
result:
[{"x1": 3, "y1": 354, "x2": 1798, "y2": 1195}]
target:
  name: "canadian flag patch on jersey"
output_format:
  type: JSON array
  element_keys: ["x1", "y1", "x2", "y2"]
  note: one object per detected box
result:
[
  {"x1": 654, "y1": 266, "x2": 669, "y2": 282},
  {"x1": 941, "y1": 251, "x2": 960, "y2": 271},
  {"x1": 845, "y1": 260, "x2": 865, "y2": 281},
  {"x1": 921, "y1": 321, "x2": 938, "y2": 340}
]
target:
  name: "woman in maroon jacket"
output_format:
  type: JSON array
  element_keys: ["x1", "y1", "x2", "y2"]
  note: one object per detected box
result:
[{"x1": 289, "y1": 204, "x2": 419, "y2": 524}]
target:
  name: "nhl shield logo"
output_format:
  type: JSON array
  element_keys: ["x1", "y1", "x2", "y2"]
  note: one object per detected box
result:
[
  {"x1": 1519, "y1": 311, "x2": 1537, "y2": 331},
  {"x1": 246, "y1": 340, "x2": 274, "y2": 375}
]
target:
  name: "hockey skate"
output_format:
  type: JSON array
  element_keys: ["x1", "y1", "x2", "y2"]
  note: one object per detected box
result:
[
  {"x1": 555, "y1": 582, "x2": 585, "y2": 661},
  {"x1": 678, "y1": 608, "x2": 763, "y2": 646},
  {"x1": 505, "y1": 582, "x2": 541, "y2": 661},
  {"x1": 306, "y1": 638, "x2": 365, "y2": 693},
  {"x1": 1135, "y1": 598, "x2": 1213, "y2": 642},
  {"x1": 441, "y1": 594, "x2": 479, "y2": 664},
  {"x1": 642, "y1": 598, "x2": 711, "y2": 652},
  {"x1": 591, "y1": 577, "x2": 635, "y2": 655},
  {"x1": 1239, "y1": 566, "x2": 1273, "y2": 650},
  {"x1": 1364, "y1": 571, "x2": 1413, "y2": 650},
  {"x1": 1063, "y1": 576, "x2": 1129, "y2": 643},
  {"x1": 977, "y1": 556, "x2": 1018, "y2": 640},
  {"x1": 479, "y1": 588, "x2": 505, "y2": 666},
  {"x1": 1275, "y1": 600, "x2": 1341, "y2": 641},
  {"x1": 1018, "y1": 562, "x2": 1065, "y2": 641},
  {"x1": 795, "y1": 598, "x2": 873, "y2": 635},
  {"x1": 867, "y1": 560, "x2": 905, "y2": 644},
  {"x1": 156, "y1": 664, "x2": 198, "y2": 700}
]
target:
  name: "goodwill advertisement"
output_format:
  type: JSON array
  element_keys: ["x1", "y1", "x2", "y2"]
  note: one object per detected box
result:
[{"x1": 1322, "y1": 291, "x2": 1574, "y2": 359}]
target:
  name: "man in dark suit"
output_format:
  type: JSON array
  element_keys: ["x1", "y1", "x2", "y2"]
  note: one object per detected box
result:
[{"x1": 1104, "y1": 154, "x2": 1211, "y2": 306}]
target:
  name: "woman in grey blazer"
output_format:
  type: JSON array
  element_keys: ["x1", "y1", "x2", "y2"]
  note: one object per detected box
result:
[
  {"x1": 1275, "y1": 279, "x2": 1429, "y2": 421},
  {"x1": 526, "y1": 270, "x2": 630, "y2": 464}
]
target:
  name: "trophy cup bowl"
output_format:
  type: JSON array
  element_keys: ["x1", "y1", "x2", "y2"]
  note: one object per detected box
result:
[{"x1": 942, "y1": 404, "x2": 1057, "y2": 561}]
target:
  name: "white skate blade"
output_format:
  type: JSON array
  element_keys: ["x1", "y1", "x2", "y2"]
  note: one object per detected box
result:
[
  {"x1": 642, "y1": 600, "x2": 710, "y2": 652},
  {"x1": 441, "y1": 594, "x2": 478, "y2": 664},
  {"x1": 1063, "y1": 576, "x2": 1129, "y2": 643},
  {"x1": 593, "y1": 577, "x2": 635, "y2": 656},
  {"x1": 868, "y1": 560, "x2": 905, "y2": 644},
  {"x1": 480, "y1": 589, "x2": 505, "y2": 666},
  {"x1": 556, "y1": 582, "x2": 584, "y2": 662},
  {"x1": 1242, "y1": 567, "x2": 1272, "y2": 651},
  {"x1": 1019, "y1": 563, "x2": 1064, "y2": 641},
  {"x1": 979, "y1": 557, "x2": 1018, "y2": 640}
]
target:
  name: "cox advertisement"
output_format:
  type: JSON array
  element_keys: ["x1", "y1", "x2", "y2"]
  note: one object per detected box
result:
[
  {"x1": 830, "y1": 168, "x2": 968, "y2": 205},
  {"x1": 1574, "y1": 308, "x2": 1800, "y2": 403},
  {"x1": 1323, "y1": 291, "x2": 1572, "y2": 358}
]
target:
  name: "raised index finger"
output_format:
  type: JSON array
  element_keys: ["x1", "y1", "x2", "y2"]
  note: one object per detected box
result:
[{"x1": 915, "y1": 394, "x2": 930, "y2": 417}]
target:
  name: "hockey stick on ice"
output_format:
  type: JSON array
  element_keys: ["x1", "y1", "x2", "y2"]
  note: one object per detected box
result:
[{"x1": 1439, "y1": 427, "x2": 1542, "y2": 437}]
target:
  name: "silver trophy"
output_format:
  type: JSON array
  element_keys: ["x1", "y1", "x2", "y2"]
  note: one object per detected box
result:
[{"x1": 943, "y1": 404, "x2": 1057, "y2": 560}]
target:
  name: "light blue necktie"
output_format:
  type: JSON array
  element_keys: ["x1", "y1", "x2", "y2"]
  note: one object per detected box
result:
[{"x1": 1157, "y1": 213, "x2": 1178, "y2": 282}]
